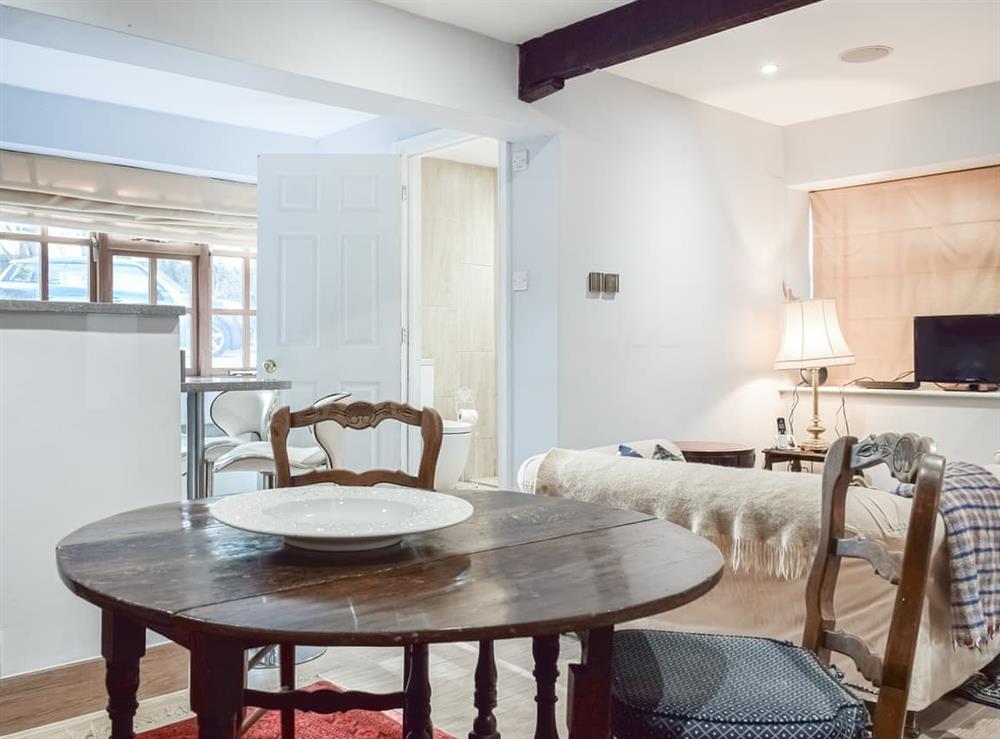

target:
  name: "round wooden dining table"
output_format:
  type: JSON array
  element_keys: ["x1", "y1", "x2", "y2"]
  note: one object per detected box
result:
[{"x1": 57, "y1": 490, "x2": 723, "y2": 739}]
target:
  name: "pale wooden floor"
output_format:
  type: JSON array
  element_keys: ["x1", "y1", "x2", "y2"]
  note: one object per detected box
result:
[{"x1": 7, "y1": 636, "x2": 998, "y2": 739}]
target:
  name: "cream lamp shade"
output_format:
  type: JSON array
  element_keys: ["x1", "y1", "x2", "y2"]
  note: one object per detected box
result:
[{"x1": 774, "y1": 299, "x2": 855, "y2": 370}]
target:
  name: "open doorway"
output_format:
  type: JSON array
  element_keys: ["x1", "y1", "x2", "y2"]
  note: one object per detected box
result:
[{"x1": 400, "y1": 134, "x2": 509, "y2": 490}]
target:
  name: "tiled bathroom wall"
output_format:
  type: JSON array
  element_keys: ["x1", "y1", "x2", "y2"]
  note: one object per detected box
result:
[{"x1": 421, "y1": 157, "x2": 497, "y2": 481}]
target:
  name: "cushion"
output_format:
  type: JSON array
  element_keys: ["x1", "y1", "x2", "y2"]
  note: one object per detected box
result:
[
  {"x1": 653, "y1": 443, "x2": 686, "y2": 462},
  {"x1": 587, "y1": 439, "x2": 685, "y2": 460},
  {"x1": 612, "y1": 630, "x2": 869, "y2": 739},
  {"x1": 618, "y1": 443, "x2": 685, "y2": 462}
]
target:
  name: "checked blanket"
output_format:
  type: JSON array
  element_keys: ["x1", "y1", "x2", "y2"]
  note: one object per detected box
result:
[{"x1": 895, "y1": 462, "x2": 1000, "y2": 648}]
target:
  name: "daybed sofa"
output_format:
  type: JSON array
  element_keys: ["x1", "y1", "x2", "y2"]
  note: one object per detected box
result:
[{"x1": 518, "y1": 439, "x2": 1000, "y2": 711}]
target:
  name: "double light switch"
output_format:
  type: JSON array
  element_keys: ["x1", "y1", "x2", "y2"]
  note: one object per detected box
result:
[{"x1": 587, "y1": 272, "x2": 620, "y2": 295}]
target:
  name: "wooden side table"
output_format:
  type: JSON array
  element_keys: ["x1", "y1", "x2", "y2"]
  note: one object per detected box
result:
[
  {"x1": 675, "y1": 442, "x2": 756, "y2": 468},
  {"x1": 762, "y1": 447, "x2": 827, "y2": 472}
]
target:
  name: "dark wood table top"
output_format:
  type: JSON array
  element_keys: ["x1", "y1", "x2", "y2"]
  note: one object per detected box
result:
[{"x1": 57, "y1": 491, "x2": 723, "y2": 647}]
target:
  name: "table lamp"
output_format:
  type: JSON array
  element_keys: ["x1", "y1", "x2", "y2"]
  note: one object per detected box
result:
[{"x1": 774, "y1": 299, "x2": 855, "y2": 451}]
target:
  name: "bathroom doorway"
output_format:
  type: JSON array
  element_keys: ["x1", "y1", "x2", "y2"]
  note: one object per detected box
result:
[{"x1": 399, "y1": 133, "x2": 509, "y2": 489}]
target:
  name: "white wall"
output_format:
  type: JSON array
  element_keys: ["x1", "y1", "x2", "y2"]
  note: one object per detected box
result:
[
  {"x1": 0, "y1": 308, "x2": 181, "y2": 676},
  {"x1": 532, "y1": 73, "x2": 793, "y2": 455},
  {"x1": 785, "y1": 82, "x2": 1000, "y2": 189},
  {"x1": 0, "y1": 84, "x2": 317, "y2": 180},
  {"x1": 1, "y1": 1, "x2": 546, "y2": 142},
  {"x1": 508, "y1": 135, "x2": 561, "y2": 466},
  {"x1": 318, "y1": 117, "x2": 434, "y2": 155}
]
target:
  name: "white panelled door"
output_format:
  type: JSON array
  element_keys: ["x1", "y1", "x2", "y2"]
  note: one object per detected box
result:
[{"x1": 257, "y1": 155, "x2": 402, "y2": 471}]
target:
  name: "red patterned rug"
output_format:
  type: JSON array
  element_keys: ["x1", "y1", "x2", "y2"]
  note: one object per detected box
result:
[{"x1": 137, "y1": 680, "x2": 456, "y2": 739}]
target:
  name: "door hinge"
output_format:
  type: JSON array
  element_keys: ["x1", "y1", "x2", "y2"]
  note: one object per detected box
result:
[
  {"x1": 401, "y1": 185, "x2": 408, "y2": 202},
  {"x1": 401, "y1": 327, "x2": 408, "y2": 344}
]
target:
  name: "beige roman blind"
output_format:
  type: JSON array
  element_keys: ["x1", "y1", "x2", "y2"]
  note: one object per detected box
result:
[
  {"x1": 0, "y1": 150, "x2": 256, "y2": 247},
  {"x1": 811, "y1": 166, "x2": 1000, "y2": 382}
]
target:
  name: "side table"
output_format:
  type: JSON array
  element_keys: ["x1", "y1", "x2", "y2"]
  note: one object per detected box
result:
[
  {"x1": 762, "y1": 446, "x2": 827, "y2": 471},
  {"x1": 675, "y1": 442, "x2": 756, "y2": 468}
]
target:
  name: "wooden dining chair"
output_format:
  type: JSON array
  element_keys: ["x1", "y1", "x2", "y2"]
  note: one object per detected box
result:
[
  {"x1": 270, "y1": 399, "x2": 442, "y2": 490},
  {"x1": 611, "y1": 432, "x2": 944, "y2": 739},
  {"x1": 255, "y1": 399, "x2": 487, "y2": 739}
]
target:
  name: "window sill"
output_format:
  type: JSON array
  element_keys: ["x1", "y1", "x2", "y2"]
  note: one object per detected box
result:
[{"x1": 778, "y1": 385, "x2": 1000, "y2": 402}]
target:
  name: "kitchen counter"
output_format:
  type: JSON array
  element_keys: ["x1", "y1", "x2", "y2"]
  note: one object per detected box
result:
[
  {"x1": 181, "y1": 376, "x2": 291, "y2": 393},
  {"x1": 0, "y1": 299, "x2": 184, "y2": 317},
  {"x1": 0, "y1": 304, "x2": 181, "y2": 676}
]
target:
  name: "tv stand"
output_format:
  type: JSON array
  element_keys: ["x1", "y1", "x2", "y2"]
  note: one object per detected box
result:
[{"x1": 941, "y1": 383, "x2": 999, "y2": 393}]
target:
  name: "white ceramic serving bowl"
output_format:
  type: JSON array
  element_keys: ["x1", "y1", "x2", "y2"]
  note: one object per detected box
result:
[{"x1": 210, "y1": 484, "x2": 474, "y2": 552}]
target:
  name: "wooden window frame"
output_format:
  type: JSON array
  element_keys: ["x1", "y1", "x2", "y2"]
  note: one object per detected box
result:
[
  {"x1": 207, "y1": 248, "x2": 257, "y2": 375},
  {"x1": 3, "y1": 221, "x2": 258, "y2": 378},
  {"x1": 99, "y1": 236, "x2": 206, "y2": 376},
  {"x1": 0, "y1": 224, "x2": 97, "y2": 301}
]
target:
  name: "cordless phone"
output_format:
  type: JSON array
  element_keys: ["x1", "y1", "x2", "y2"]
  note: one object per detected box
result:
[{"x1": 775, "y1": 417, "x2": 796, "y2": 449}]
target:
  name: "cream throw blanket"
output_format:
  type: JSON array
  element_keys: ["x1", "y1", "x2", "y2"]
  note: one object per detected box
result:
[{"x1": 535, "y1": 449, "x2": 829, "y2": 580}]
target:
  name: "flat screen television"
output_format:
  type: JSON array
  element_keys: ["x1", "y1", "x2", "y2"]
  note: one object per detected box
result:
[{"x1": 913, "y1": 314, "x2": 1000, "y2": 384}]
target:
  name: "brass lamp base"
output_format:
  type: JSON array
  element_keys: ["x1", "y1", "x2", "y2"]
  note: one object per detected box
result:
[
  {"x1": 800, "y1": 366, "x2": 830, "y2": 452},
  {"x1": 799, "y1": 435, "x2": 830, "y2": 452}
]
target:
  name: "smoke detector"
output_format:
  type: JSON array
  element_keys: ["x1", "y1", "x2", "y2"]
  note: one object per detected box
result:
[{"x1": 839, "y1": 45, "x2": 893, "y2": 63}]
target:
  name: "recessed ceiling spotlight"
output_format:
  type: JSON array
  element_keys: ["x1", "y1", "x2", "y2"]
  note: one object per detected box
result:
[
  {"x1": 760, "y1": 62, "x2": 779, "y2": 76},
  {"x1": 840, "y1": 45, "x2": 893, "y2": 63}
]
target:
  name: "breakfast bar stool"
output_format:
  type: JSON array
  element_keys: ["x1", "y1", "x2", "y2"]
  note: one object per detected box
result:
[
  {"x1": 610, "y1": 432, "x2": 943, "y2": 739},
  {"x1": 209, "y1": 392, "x2": 350, "y2": 492},
  {"x1": 200, "y1": 389, "x2": 276, "y2": 496}
]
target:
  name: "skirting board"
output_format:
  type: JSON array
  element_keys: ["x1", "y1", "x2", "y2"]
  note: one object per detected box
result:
[{"x1": 0, "y1": 642, "x2": 188, "y2": 735}]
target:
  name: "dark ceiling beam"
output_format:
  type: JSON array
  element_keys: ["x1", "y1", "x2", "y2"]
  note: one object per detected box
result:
[{"x1": 518, "y1": 0, "x2": 823, "y2": 103}]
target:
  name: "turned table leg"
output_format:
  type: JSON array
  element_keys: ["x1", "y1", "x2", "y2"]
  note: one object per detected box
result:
[
  {"x1": 469, "y1": 639, "x2": 500, "y2": 739},
  {"x1": 279, "y1": 643, "x2": 296, "y2": 739},
  {"x1": 567, "y1": 627, "x2": 614, "y2": 739},
  {"x1": 102, "y1": 610, "x2": 146, "y2": 739},
  {"x1": 190, "y1": 634, "x2": 245, "y2": 739},
  {"x1": 404, "y1": 643, "x2": 433, "y2": 739},
  {"x1": 532, "y1": 635, "x2": 561, "y2": 739}
]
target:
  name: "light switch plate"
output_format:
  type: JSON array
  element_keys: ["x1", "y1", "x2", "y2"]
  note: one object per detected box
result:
[
  {"x1": 512, "y1": 270, "x2": 529, "y2": 291},
  {"x1": 512, "y1": 150, "x2": 529, "y2": 172}
]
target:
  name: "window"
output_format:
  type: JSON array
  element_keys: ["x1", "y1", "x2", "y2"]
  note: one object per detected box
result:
[
  {"x1": 210, "y1": 252, "x2": 257, "y2": 372},
  {"x1": 811, "y1": 166, "x2": 1000, "y2": 381},
  {"x1": 0, "y1": 223, "x2": 94, "y2": 302},
  {"x1": 1, "y1": 220, "x2": 258, "y2": 376},
  {"x1": 102, "y1": 239, "x2": 201, "y2": 372}
]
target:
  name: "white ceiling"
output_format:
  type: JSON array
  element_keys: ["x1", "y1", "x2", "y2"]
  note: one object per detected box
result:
[
  {"x1": 429, "y1": 137, "x2": 499, "y2": 168},
  {"x1": 379, "y1": 0, "x2": 1000, "y2": 126},
  {"x1": 609, "y1": 0, "x2": 1000, "y2": 125},
  {"x1": 376, "y1": 0, "x2": 630, "y2": 43},
  {"x1": 0, "y1": 40, "x2": 376, "y2": 138}
]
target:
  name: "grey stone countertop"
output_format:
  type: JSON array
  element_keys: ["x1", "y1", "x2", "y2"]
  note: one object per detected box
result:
[
  {"x1": 0, "y1": 299, "x2": 185, "y2": 316},
  {"x1": 181, "y1": 376, "x2": 292, "y2": 392}
]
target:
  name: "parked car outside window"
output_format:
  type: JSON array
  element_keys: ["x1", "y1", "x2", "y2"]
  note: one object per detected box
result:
[{"x1": 0, "y1": 257, "x2": 241, "y2": 357}]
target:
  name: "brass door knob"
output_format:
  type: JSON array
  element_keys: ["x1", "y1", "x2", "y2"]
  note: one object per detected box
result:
[{"x1": 262, "y1": 359, "x2": 278, "y2": 374}]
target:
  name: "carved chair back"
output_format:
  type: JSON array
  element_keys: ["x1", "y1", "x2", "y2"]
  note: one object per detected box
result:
[
  {"x1": 270, "y1": 400, "x2": 443, "y2": 490},
  {"x1": 802, "y1": 433, "x2": 944, "y2": 739}
]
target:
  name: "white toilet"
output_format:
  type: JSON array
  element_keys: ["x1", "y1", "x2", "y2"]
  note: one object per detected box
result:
[{"x1": 420, "y1": 359, "x2": 475, "y2": 490}]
